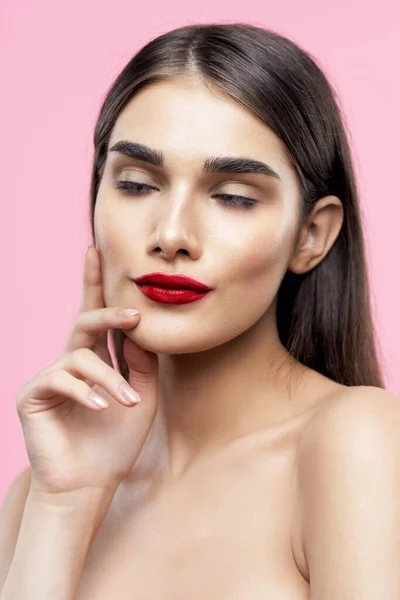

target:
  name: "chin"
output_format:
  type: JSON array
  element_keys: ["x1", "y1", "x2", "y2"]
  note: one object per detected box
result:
[
  {"x1": 123, "y1": 324, "x2": 226, "y2": 355},
  {"x1": 128, "y1": 332, "x2": 215, "y2": 354}
]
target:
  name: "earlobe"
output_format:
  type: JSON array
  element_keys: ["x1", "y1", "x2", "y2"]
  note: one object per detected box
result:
[
  {"x1": 288, "y1": 247, "x2": 314, "y2": 275},
  {"x1": 288, "y1": 195, "x2": 344, "y2": 275},
  {"x1": 287, "y1": 228, "x2": 315, "y2": 275}
]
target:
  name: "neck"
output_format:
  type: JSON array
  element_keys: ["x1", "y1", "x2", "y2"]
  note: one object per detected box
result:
[{"x1": 140, "y1": 309, "x2": 310, "y2": 482}]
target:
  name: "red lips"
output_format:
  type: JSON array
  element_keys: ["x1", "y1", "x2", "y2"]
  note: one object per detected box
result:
[{"x1": 134, "y1": 273, "x2": 211, "y2": 292}]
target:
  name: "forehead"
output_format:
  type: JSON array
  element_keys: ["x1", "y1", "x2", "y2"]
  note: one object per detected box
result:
[{"x1": 108, "y1": 78, "x2": 294, "y2": 177}]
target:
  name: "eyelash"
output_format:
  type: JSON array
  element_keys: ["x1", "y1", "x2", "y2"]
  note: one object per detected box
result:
[{"x1": 115, "y1": 181, "x2": 258, "y2": 208}]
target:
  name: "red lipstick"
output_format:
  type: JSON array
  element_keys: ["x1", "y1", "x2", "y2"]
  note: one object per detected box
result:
[{"x1": 133, "y1": 273, "x2": 212, "y2": 305}]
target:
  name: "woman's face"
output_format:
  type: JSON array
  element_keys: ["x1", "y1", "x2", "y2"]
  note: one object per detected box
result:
[{"x1": 94, "y1": 77, "x2": 302, "y2": 354}]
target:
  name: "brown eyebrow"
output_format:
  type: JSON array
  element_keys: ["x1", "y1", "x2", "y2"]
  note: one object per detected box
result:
[{"x1": 108, "y1": 140, "x2": 282, "y2": 182}]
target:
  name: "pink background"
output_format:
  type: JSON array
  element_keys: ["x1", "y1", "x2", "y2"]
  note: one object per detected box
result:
[{"x1": 1, "y1": 1, "x2": 399, "y2": 502}]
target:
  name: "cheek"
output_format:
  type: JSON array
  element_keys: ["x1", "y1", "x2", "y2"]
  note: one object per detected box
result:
[
  {"x1": 228, "y1": 218, "x2": 294, "y2": 293},
  {"x1": 94, "y1": 194, "x2": 138, "y2": 259},
  {"x1": 94, "y1": 213, "x2": 120, "y2": 269},
  {"x1": 93, "y1": 200, "x2": 134, "y2": 304}
]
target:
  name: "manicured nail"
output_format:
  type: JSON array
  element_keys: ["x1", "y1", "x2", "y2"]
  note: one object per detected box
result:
[
  {"x1": 119, "y1": 309, "x2": 139, "y2": 317},
  {"x1": 88, "y1": 391, "x2": 109, "y2": 409},
  {"x1": 119, "y1": 383, "x2": 141, "y2": 405}
]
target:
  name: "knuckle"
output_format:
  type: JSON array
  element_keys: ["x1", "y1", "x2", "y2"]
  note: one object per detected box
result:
[
  {"x1": 73, "y1": 310, "x2": 98, "y2": 336},
  {"x1": 70, "y1": 347, "x2": 93, "y2": 365},
  {"x1": 74, "y1": 310, "x2": 89, "y2": 326},
  {"x1": 43, "y1": 368, "x2": 64, "y2": 388},
  {"x1": 77, "y1": 346, "x2": 93, "y2": 359},
  {"x1": 16, "y1": 397, "x2": 24, "y2": 415},
  {"x1": 70, "y1": 315, "x2": 83, "y2": 335}
]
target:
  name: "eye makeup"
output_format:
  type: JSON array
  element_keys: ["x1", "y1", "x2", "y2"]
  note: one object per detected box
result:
[{"x1": 114, "y1": 180, "x2": 259, "y2": 209}]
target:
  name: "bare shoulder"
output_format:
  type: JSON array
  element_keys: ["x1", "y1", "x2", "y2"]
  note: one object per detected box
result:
[
  {"x1": 295, "y1": 385, "x2": 400, "y2": 592},
  {"x1": 0, "y1": 466, "x2": 31, "y2": 588},
  {"x1": 298, "y1": 384, "x2": 400, "y2": 456}
]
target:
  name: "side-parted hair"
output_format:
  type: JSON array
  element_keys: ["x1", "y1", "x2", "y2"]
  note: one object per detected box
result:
[{"x1": 89, "y1": 23, "x2": 385, "y2": 388}]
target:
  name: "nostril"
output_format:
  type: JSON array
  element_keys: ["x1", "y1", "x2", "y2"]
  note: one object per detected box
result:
[{"x1": 155, "y1": 248, "x2": 190, "y2": 256}]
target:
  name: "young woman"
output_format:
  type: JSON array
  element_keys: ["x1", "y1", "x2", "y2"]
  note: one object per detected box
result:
[{"x1": 1, "y1": 22, "x2": 399, "y2": 599}]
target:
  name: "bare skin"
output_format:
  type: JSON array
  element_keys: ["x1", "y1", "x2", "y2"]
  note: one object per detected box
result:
[
  {"x1": 73, "y1": 75, "x2": 345, "y2": 597},
  {"x1": 76, "y1": 375, "x2": 346, "y2": 599}
]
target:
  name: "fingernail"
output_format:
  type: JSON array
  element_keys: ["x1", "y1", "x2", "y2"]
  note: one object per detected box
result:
[
  {"x1": 119, "y1": 383, "x2": 141, "y2": 405},
  {"x1": 119, "y1": 309, "x2": 139, "y2": 317},
  {"x1": 88, "y1": 391, "x2": 109, "y2": 409}
]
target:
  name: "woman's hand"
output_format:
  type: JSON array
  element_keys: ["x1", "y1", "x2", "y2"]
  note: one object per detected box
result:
[{"x1": 16, "y1": 245, "x2": 159, "y2": 503}]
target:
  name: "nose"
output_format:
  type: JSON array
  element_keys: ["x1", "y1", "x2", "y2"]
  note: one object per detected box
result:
[{"x1": 148, "y1": 195, "x2": 202, "y2": 261}]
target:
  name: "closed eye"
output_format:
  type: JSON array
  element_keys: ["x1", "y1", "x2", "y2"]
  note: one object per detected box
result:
[
  {"x1": 115, "y1": 181, "x2": 258, "y2": 208},
  {"x1": 116, "y1": 181, "x2": 153, "y2": 195}
]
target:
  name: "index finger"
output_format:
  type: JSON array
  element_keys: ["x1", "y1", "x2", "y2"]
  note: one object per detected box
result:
[{"x1": 79, "y1": 245, "x2": 106, "y2": 313}]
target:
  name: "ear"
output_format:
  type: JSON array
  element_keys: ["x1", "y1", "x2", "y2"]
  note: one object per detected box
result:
[{"x1": 288, "y1": 195, "x2": 344, "y2": 274}]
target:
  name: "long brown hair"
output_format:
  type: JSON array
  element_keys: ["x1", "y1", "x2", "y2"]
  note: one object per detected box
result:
[{"x1": 88, "y1": 23, "x2": 385, "y2": 388}]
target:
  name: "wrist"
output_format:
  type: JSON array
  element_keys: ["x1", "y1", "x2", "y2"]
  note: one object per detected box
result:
[
  {"x1": 1, "y1": 487, "x2": 116, "y2": 599},
  {"x1": 27, "y1": 484, "x2": 117, "y2": 516}
]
